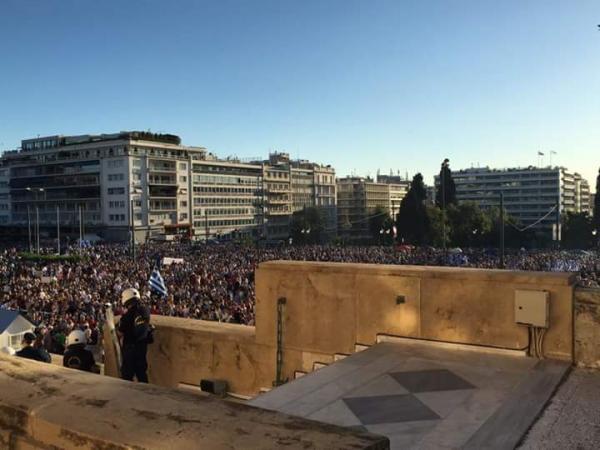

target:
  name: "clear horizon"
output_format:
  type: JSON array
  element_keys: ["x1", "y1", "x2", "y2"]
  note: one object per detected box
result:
[{"x1": 1, "y1": 0, "x2": 599, "y2": 188}]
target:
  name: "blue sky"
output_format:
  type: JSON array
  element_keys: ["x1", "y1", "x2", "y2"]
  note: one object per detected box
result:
[{"x1": 1, "y1": 0, "x2": 599, "y2": 187}]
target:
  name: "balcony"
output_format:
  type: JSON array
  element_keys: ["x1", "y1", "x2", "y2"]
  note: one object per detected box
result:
[
  {"x1": 148, "y1": 185, "x2": 177, "y2": 198},
  {"x1": 268, "y1": 198, "x2": 289, "y2": 205},
  {"x1": 148, "y1": 176, "x2": 177, "y2": 186}
]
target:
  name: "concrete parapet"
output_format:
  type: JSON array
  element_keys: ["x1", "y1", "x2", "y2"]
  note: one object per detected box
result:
[
  {"x1": 256, "y1": 261, "x2": 575, "y2": 364},
  {"x1": 106, "y1": 262, "x2": 579, "y2": 396},
  {"x1": 0, "y1": 354, "x2": 388, "y2": 449},
  {"x1": 574, "y1": 287, "x2": 600, "y2": 368}
]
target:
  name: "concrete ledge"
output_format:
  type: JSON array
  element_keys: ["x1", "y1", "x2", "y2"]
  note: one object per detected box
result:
[
  {"x1": 574, "y1": 287, "x2": 600, "y2": 368},
  {"x1": 259, "y1": 260, "x2": 577, "y2": 286},
  {"x1": 0, "y1": 354, "x2": 389, "y2": 449},
  {"x1": 150, "y1": 315, "x2": 257, "y2": 337},
  {"x1": 376, "y1": 334, "x2": 528, "y2": 357}
]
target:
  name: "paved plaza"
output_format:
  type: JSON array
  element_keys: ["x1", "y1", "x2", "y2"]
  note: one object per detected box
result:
[{"x1": 251, "y1": 341, "x2": 569, "y2": 449}]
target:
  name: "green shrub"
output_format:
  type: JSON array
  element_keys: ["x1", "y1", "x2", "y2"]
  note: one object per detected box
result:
[{"x1": 18, "y1": 252, "x2": 83, "y2": 263}]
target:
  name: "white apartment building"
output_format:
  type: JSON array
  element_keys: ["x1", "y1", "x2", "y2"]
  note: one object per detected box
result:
[
  {"x1": 376, "y1": 174, "x2": 411, "y2": 217},
  {"x1": 0, "y1": 133, "x2": 336, "y2": 243},
  {"x1": 337, "y1": 177, "x2": 391, "y2": 240},
  {"x1": 191, "y1": 159, "x2": 263, "y2": 241},
  {"x1": 434, "y1": 166, "x2": 591, "y2": 236},
  {"x1": 0, "y1": 161, "x2": 10, "y2": 225},
  {"x1": 1, "y1": 132, "x2": 204, "y2": 242},
  {"x1": 257, "y1": 153, "x2": 337, "y2": 241}
]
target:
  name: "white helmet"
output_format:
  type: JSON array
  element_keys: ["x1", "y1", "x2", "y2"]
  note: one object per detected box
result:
[
  {"x1": 67, "y1": 330, "x2": 87, "y2": 346},
  {"x1": 0, "y1": 346, "x2": 15, "y2": 356},
  {"x1": 121, "y1": 288, "x2": 141, "y2": 305}
]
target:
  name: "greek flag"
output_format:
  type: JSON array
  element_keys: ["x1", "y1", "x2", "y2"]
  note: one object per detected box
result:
[{"x1": 148, "y1": 264, "x2": 168, "y2": 297}]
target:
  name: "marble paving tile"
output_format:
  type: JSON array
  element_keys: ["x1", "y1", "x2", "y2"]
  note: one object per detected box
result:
[
  {"x1": 365, "y1": 420, "x2": 440, "y2": 449},
  {"x1": 345, "y1": 374, "x2": 410, "y2": 398},
  {"x1": 414, "y1": 389, "x2": 475, "y2": 419},
  {"x1": 391, "y1": 369, "x2": 476, "y2": 393},
  {"x1": 343, "y1": 394, "x2": 441, "y2": 425},
  {"x1": 307, "y1": 399, "x2": 362, "y2": 427}
]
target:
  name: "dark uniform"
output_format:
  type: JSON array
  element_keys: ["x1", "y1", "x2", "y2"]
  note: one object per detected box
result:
[
  {"x1": 63, "y1": 344, "x2": 96, "y2": 372},
  {"x1": 16, "y1": 345, "x2": 51, "y2": 363},
  {"x1": 118, "y1": 301, "x2": 151, "y2": 382}
]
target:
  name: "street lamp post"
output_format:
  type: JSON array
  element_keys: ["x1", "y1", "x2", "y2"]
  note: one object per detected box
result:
[
  {"x1": 56, "y1": 205, "x2": 60, "y2": 255},
  {"x1": 441, "y1": 163, "x2": 446, "y2": 252},
  {"x1": 78, "y1": 204, "x2": 83, "y2": 247},
  {"x1": 26, "y1": 187, "x2": 44, "y2": 254},
  {"x1": 499, "y1": 192, "x2": 505, "y2": 269},
  {"x1": 27, "y1": 205, "x2": 32, "y2": 253}
]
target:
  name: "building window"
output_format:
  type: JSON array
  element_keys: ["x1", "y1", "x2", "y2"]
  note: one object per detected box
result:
[{"x1": 107, "y1": 160, "x2": 124, "y2": 168}]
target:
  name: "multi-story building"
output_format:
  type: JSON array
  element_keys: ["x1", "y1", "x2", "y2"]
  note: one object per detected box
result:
[
  {"x1": 312, "y1": 165, "x2": 337, "y2": 238},
  {"x1": 376, "y1": 174, "x2": 410, "y2": 218},
  {"x1": 257, "y1": 152, "x2": 336, "y2": 241},
  {"x1": 0, "y1": 133, "x2": 336, "y2": 243},
  {"x1": 261, "y1": 156, "x2": 292, "y2": 240},
  {"x1": 1, "y1": 132, "x2": 204, "y2": 242},
  {"x1": 336, "y1": 177, "x2": 392, "y2": 240},
  {"x1": 191, "y1": 159, "x2": 263, "y2": 241},
  {"x1": 434, "y1": 166, "x2": 591, "y2": 237},
  {"x1": 0, "y1": 161, "x2": 10, "y2": 225}
]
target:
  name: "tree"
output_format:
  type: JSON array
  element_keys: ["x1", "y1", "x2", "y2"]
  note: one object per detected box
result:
[
  {"x1": 396, "y1": 173, "x2": 429, "y2": 244},
  {"x1": 426, "y1": 205, "x2": 449, "y2": 247},
  {"x1": 562, "y1": 212, "x2": 594, "y2": 249},
  {"x1": 483, "y1": 207, "x2": 540, "y2": 249},
  {"x1": 369, "y1": 206, "x2": 388, "y2": 240},
  {"x1": 369, "y1": 206, "x2": 393, "y2": 244},
  {"x1": 290, "y1": 207, "x2": 325, "y2": 244},
  {"x1": 446, "y1": 202, "x2": 492, "y2": 248},
  {"x1": 593, "y1": 169, "x2": 600, "y2": 235},
  {"x1": 435, "y1": 158, "x2": 457, "y2": 208}
]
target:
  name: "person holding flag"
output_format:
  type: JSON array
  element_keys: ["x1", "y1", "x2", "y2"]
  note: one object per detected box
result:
[{"x1": 149, "y1": 256, "x2": 168, "y2": 298}]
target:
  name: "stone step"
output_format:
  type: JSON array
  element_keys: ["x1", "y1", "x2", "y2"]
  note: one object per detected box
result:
[
  {"x1": 354, "y1": 343, "x2": 370, "y2": 353},
  {"x1": 312, "y1": 362, "x2": 328, "y2": 371},
  {"x1": 334, "y1": 353, "x2": 349, "y2": 361},
  {"x1": 294, "y1": 371, "x2": 307, "y2": 379}
]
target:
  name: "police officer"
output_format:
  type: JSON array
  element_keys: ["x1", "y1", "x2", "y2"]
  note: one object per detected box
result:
[
  {"x1": 118, "y1": 288, "x2": 151, "y2": 382},
  {"x1": 63, "y1": 329, "x2": 99, "y2": 373}
]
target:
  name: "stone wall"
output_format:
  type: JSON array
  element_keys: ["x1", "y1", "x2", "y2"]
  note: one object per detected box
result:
[
  {"x1": 106, "y1": 261, "x2": 577, "y2": 395},
  {"x1": 104, "y1": 316, "x2": 276, "y2": 395},
  {"x1": 574, "y1": 287, "x2": 600, "y2": 368},
  {"x1": 256, "y1": 262, "x2": 575, "y2": 363},
  {"x1": 0, "y1": 354, "x2": 388, "y2": 449}
]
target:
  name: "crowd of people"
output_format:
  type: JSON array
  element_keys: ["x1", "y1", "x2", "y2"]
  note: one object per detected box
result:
[{"x1": 0, "y1": 242, "x2": 598, "y2": 354}]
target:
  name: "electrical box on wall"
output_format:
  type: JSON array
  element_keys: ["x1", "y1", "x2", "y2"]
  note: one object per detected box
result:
[{"x1": 515, "y1": 290, "x2": 549, "y2": 328}]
